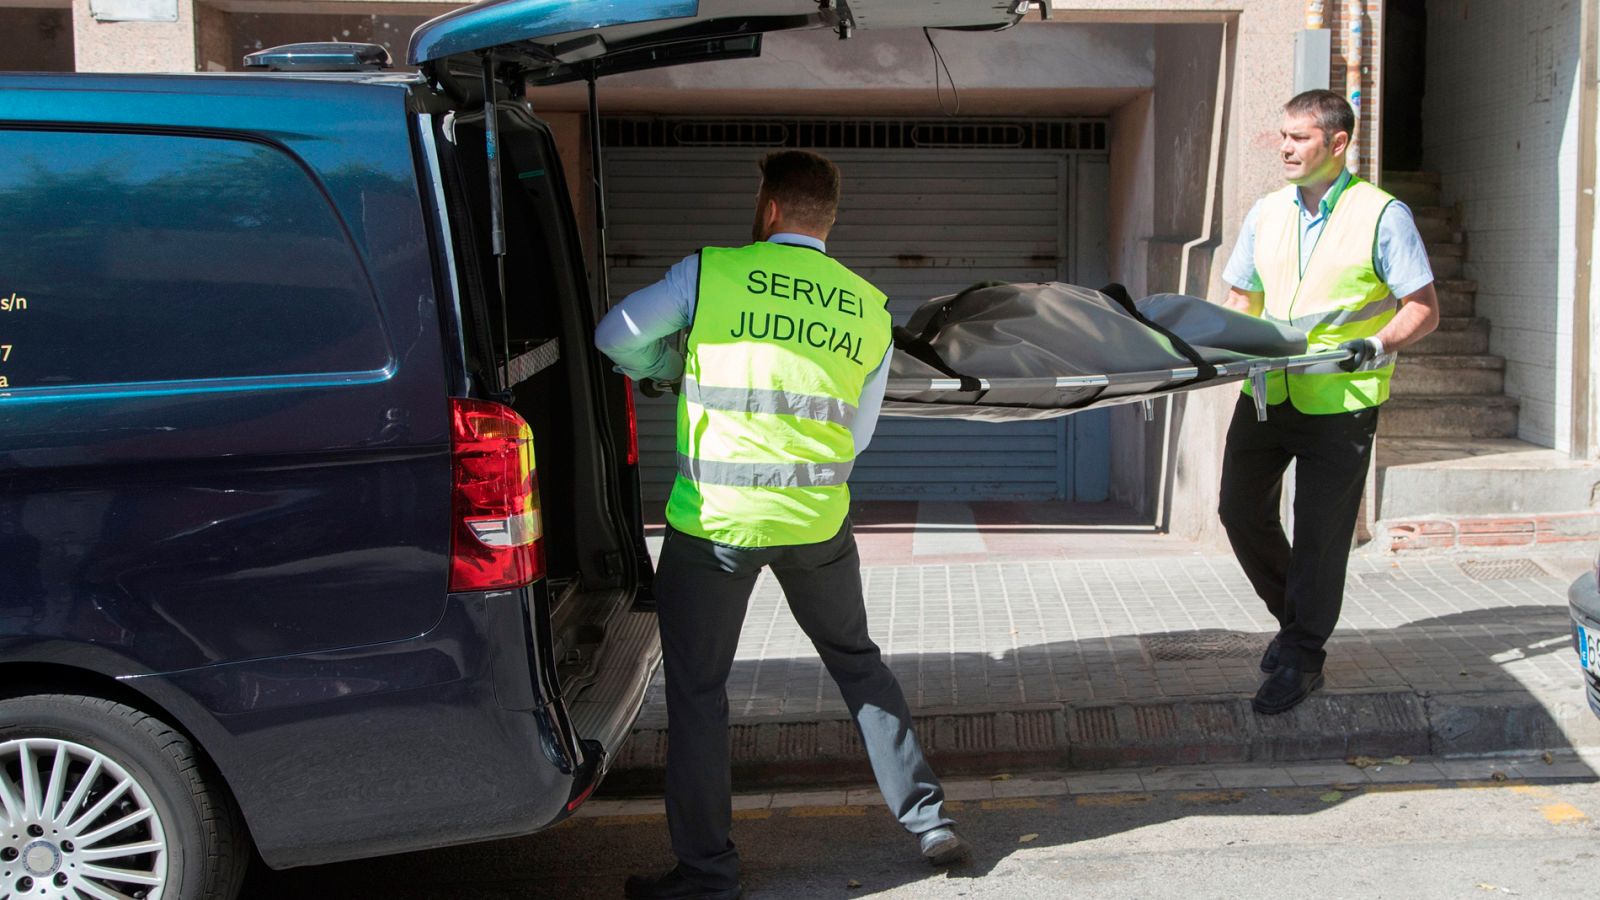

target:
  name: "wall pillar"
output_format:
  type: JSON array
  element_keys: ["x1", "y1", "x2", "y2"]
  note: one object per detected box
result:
[{"x1": 72, "y1": 0, "x2": 198, "y2": 72}]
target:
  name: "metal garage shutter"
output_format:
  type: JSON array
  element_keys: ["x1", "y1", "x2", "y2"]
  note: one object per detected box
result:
[{"x1": 605, "y1": 146, "x2": 1075, "y2": 503}]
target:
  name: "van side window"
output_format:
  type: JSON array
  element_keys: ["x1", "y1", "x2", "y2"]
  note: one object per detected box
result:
[{"x1": 0, "y1": 129, "x2": 390, "y2": 391}]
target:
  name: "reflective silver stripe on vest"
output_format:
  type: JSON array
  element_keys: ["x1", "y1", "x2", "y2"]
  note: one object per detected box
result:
[
  {"x1": 1265, "y1": 295, "x2": 1399, "y2": 333},
  {"x1": 683, "y1": 378, "x2": 858, "y2": 429},
  {"x1": 677, "y1": 453, "x2": 854, "y2": 488}
]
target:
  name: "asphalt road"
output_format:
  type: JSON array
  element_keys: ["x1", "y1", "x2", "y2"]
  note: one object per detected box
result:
[{"x1": 244, "y1": 761, "x2": 1600, "y2": 899}]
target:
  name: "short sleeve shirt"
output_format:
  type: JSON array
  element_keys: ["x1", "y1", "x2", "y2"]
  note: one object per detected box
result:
[{"x1": 1222, "y1": 170, "x2": 1435, "y2": 301}]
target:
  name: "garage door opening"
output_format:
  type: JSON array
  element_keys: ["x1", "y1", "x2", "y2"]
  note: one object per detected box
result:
[
  {"x1": 601, "y1": 116, "x2": 1123, "y2": 515},
  {"x1": 1, "y1": 5, "x2": 73, "y2": 72}
]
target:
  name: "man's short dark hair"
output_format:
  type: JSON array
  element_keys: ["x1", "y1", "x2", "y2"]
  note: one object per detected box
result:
[
  {"x1": 757, "y1": 150, "x2": 841, "y2": 229},
  {"x1": 1284, "y1": 90, "x2": 1356, "y2": 144}
]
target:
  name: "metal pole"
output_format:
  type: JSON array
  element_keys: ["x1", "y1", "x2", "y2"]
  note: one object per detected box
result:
[
  {"x1": 1346, "y1": 0, "x2": 1366, "y2": 175},
  {"x1": 587, "y1": 72, "x2": 613, "y2": 311},
  {"x1": 481, "y1": 54, "x2": 512, "y2": 398}
]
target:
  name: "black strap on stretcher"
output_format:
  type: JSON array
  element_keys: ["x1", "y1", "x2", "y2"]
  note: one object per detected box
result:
[
  {"x1": 891, "y1": 281, "x2": 998, "y2": 396},
  {"x1": 891, "y1": 282, "x2": 1221, "y2": 402},
  {"x1": 1096, "y1": 283, "x2": 1218, "y2": 386}
]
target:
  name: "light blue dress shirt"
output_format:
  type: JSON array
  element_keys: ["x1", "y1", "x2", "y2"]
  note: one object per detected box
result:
[
  {"x1": 1222, "y1": 169, "x2": 1435, "y2": 301},
  {"x1": 593, "y1": 233, "x2": 895, "y2": 455}
]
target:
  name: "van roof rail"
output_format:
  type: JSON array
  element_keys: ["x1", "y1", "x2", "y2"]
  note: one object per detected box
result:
[{"x1": 244, "y1": 42, "x2": 392, "y2": 72}]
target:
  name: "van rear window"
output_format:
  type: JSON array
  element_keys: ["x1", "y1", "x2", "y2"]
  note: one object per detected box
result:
[{"x1": 0, "y1": 129, "x2": 391, "y2": 392}]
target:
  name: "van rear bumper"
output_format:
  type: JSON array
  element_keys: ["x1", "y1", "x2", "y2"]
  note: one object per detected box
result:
[{"x1": 130, "y1": 582, "x2": 656, "y2": 869}]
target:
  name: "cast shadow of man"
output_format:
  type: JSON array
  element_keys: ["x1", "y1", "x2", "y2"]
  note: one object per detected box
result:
[
  {"x1": 234, "y1": 606, "x2": 1598, "y2": 899},
  {"x1": 707, "y1": 603, "x2": 1600, "y2": 894}
]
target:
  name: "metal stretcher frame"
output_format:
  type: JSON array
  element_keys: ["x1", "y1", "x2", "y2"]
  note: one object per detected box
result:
[{"x1": 883, "y1": 349, "x2": 1356, "y2": 422}]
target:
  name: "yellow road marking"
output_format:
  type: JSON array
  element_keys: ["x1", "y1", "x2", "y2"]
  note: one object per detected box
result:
[
  {"x1": 732, "y1": 809, "x2": 774, "y2": 821},
  {"x1": 789, "y1": 805, "x2": 868, "y2": 818},
  {"x1": 1452, "y1": 779, "x2": 1528, "y2": 790},
  {"x1": 593, "y1": 814, "x2": 666, "y2": 827},
  {"x1": 1540, "y1": 803, "x2": 1590, "y2": 825},
  {"x1": 1365, "y1": 783, "x2": 1441, "y2": 794},
  {"x1": 1075, "y1": 792, "x2": 1154, "y2": 808},
  {"x1": 1175, "y1": 790, "x2": 1247, "y2": 805},
  {"x1": 981, "y1": 798, "x2": 1048, "y2": 811}
]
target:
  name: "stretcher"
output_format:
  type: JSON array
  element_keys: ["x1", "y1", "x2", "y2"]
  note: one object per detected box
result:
[
  {"x1": 878, "y1": 282, "x2": 1358, "y2": 424},
  {"x1": 884, "y1": 349, "x2": 1354, "y2": 423}
]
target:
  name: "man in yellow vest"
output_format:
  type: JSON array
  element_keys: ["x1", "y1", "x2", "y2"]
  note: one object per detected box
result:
[
  {"x1": 1219, "y1": 90, "x2": 1440, "y2": 715},
  {"x1": 596, "y1": 150, "x2": 966, "y2": 900}
]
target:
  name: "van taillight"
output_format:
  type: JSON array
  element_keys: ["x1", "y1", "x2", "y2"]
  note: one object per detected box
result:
[
  {"x1": 450, "y1": 399, "x2": 544, "y2": 592},
  {"x1": 623, "y1": 377, "x2": 640, "y2": 466}
]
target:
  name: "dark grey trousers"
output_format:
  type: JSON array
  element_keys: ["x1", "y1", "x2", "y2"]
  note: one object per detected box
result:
[{"x1": 653, "y1": 519, "x2": 950, "y2": 889}]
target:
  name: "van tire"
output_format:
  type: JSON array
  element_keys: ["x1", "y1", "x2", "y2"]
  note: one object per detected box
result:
[{"x1": 0, "y1": 694, "x2": 250, "y2": 900}]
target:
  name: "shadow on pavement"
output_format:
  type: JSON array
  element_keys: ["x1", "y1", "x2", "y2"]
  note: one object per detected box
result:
[{"x1": 241, "y1": 605, "x2": 1598, "y2": 899}]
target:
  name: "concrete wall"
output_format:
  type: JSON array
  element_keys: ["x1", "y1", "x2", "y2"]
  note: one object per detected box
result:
[
  {"x1": 529, "y1": 22, "x2": 1156, "y2": 117},
  {"x1": 1050, "y1": 0, "x2": 1350, "y2": 544},
  {"x1": 1, "y1": 7, "x2": 75, "y2": 72},
  {"x1": 1423, "y1": 0, "x2": 1584, "y2": 451},
  {"x1": 1103, "y1": 24, "x2": 1229, "y2": 520},
  {"x1": 1576, "y1": 0, "x2": 1600, "y2": 464},
  {"x1": 1586, "y1": 12, "x2": 1600, "y2": 462},
  {"x1": 47, "y1": 0, "x2": 1378, "y2": 543},
  {"x1": 1107, "y1": 93, "x2": 1157, "y2": 514},
  {"x1": 71, "y1": 0, "x2": 194, "y2": 72}
]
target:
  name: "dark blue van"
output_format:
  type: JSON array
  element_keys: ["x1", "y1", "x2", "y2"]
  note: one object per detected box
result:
[{"x1": 0, "y1": 1, "x2": 1026, "y2": 897}]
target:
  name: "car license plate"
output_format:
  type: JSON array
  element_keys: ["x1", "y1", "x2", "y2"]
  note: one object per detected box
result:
[{"x1": 1583, "y1": 625, "x2": 1600, "y2": 678}]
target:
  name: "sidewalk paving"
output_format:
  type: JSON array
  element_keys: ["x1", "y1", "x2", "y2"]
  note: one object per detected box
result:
[{"x1": 609, "y1": 536, "x2": 1600, "y2": 791}]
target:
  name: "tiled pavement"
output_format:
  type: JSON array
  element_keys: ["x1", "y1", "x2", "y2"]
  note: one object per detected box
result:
[{"x1": 632, "y1": 552, "x2": 1588, "y2": 730}]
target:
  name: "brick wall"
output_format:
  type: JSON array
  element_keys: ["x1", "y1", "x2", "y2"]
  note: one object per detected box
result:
[
  {"x1": 1328, "y1": 0, "x2": 1381, "y2": 180},
  {"x1": 1422, "y1": 0, "x2": 1584, "y2": 451}
]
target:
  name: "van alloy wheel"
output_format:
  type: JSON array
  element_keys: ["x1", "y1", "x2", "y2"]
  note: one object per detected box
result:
[{"x1": 1, "y1": 737, "x2": 168, "y2": 900}]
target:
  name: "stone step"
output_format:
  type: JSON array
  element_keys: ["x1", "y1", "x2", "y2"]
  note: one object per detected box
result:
[
  {"x1": 1376, "y1": 436, "x2": 1600, "y2": 519},
  {"x1": 1408, "y1": 317, "x2": 1489, "y2": 355},
  {"x1": 1389, "y1": 354, "x2": 1505, "y2": 397},
  {"x1": 1428, "y1": 247, "x2": 1463, "y2": 279},
  {"x1": 1383, "y1": 174, "x2": 1443, "y2": 208},
  {"x1": 1414, "y1": 206, "x2": 1461, "y2": 244},
  {"x1": 1378, "y1": 395, "x2": 1520, "y2": 438},
  {"x1": 1384, "y1": 170, "x2": 1442, "y2": 185},
  {"x1": 1435, "y1": 280, "x2": 1476, "y2": 317},
  {"x1": 1416, "y1": 219, "x2": 1463, "y2": 245}
]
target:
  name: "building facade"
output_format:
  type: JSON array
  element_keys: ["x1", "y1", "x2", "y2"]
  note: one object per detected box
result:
[{"x1": 11, "y1": 0, "x2": 1598, "y2": 546}]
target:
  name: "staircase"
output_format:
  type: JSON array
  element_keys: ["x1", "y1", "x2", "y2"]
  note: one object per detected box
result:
[
  {"x1": 1369, "y1": 172, "x2": 1600, "y2": 553},
  {"x1": 1377, "y1": 171, "x2": 1519, "y2": 440}
]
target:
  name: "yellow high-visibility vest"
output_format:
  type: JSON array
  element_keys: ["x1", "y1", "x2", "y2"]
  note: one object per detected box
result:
[
  {"x1": 666, "y1": 242, "x2": 893, "y2": 547},
  {"x1": 1248, "y1": 176, "x2": 1398, "y2": 413}
]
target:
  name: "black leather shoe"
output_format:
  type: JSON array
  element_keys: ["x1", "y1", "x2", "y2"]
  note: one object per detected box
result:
[
  {"x1": 1252, "y1": 665, "x2": 1324, "y2": 715},
  {"x1": 919, "y1": 826, "x2": 972, "y2": 866},
  {"x1": 623, "y1": 868, "x2": 743, "y2": 900},
  {"x1": 1259, "y1": 639, "x2": 1282, "y2": 674}
]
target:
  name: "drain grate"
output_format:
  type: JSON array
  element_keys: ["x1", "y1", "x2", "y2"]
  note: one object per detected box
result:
[
  {"x1": 1142, "y1": 630, "x2": 1266, "y2": 661},
  {"x1": 1458, "y1": 558, "x2": 1549, "y2": 581}
]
